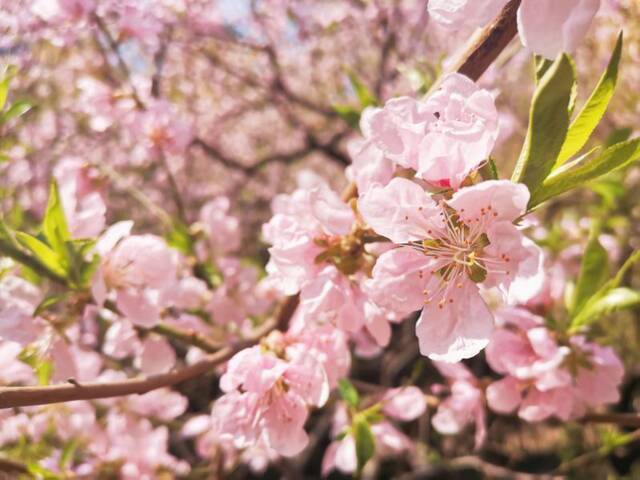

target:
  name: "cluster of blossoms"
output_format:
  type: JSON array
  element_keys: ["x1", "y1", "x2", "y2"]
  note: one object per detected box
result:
[
  {"x1": 486, "y1": 307, "x2": 624, "y2": 422},
  {"x1": 194, "y1": 327, "x2": 350, "y2": 462},
  {"x1": 429, "y1": 305, "x2": 625, "y2": 445}
]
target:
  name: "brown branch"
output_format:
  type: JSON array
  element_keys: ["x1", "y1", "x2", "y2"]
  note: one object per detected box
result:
[
  {"x1": 148, "y1": 323, "x2": 222, "y2": 354},
  {"x1": 0, "y1": 456, "x2": 28, "y2": 474},
  {"x1": 0, "y1": 302, "x2": 290, "y2": 409},
  {"x1": 583, "y1": 412, "x2": 640, "y2": 427},
  {"x1": 192, "y1": 130, "x2": 350, "y2": 175},
  {"x1": 151, "y1": 27, "x2": 173, "y2": 98},
  {"x1": 454, "y1": 0, "x2": 522, "y2": 82},
  {"x1": 92, "y1": 13, "x2": 146, "y2": 109}
]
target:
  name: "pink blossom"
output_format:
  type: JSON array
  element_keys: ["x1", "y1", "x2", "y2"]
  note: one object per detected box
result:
[
  {"x1": 346, "y1": 137, "x2": 395, "y2": 193},
  {"x1": 132, "y1": 100, "x2": 193, "y2": 158},
  {"x1": 359, "y1": 178, "x2": 543, "y2": 361},
  {"x1": 518, "y1": 0, "x2": 600, "y2": 59},
  {"x1": 0, "y1": 275, "x2": 44, "y2": 345},
  {"x1": 103, "y1": 319, "x2": 141, "y2": 359},
  {"x1": 103, "y1": 413, "x2": 187, "y2": 479},
  {"x1": 346, "y1": 108, "x2": 395, "y2": 193},
  {"x1": 292, "y1": 265, "x2": 397, "y2": 348},
  {"x1": 212, "y1": 344, "x2": 329, "y2": 456},
  {"x1": 54, "y1": 157, "x2": 106, "y2": 238},
  {"x1": 135, "y1": 336, "x2": 176, "y2": 375},
  {"x1": 169, "y1": 277, "x2": 210, "y2": 310},
  {"x1": 431, "y1": 361, "x2": 486, "y2": 448},
  {"x1": 286, "y1": 323, "x2": 351, "y2": 389},
  {"x1": 485, "y1": 309, "x2": 624, "y2": 422},
  {"x1": 382, "y1": 386, "x2": 427, "y2": 421},
  {"x1": 31, "y1": 0, "x2": 94, "y2": 22},
  {"x1": 58, "y1": 0, "x2": 94, "y2": 19},
  {"x1": 199, "y1": 197, "x2": 241, "y2": 255},
  {"x1": 263, "y1": 181, "x2": 355, "y2": 295},
  {"x1": 125, "y1": 389, "x2": 188, "y2": 421},
  {"x1": 427, "y1": 0, "x2": 509, "y2": 30},
  {"x1": 364, "y1": 74, "x2": 499, "y2": 189},
  {"x1": 0, "y1": 341, "x2": 35, "y2": 385},
  {"x1": 92, "y1": 225, "x2": 178, "y2": 327},
  {"x1": 48, "y1": 340, "x2": 103, "y2": 384}
]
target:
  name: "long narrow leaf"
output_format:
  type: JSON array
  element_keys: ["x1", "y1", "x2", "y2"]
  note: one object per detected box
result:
[
  {"x1": 512, "y1": 54, "x2": 575, "y2": 193},
  {"x1": 43, "y1": 181, "x2": 70, "y2": 259},
  {"x1": 555, "y1": 33, "x2": 623, "y2": 167},
  {"x1": 15, "y1": 232, "x2": 67, "y2": 278},
  {"x1": 530, "y1": 138, "x2": 640, "y2": 207},
  {"x1": 572, "y1": 221, "x2": 609, "y2": 315}
]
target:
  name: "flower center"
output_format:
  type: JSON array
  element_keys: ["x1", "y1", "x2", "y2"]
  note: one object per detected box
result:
[{"x1": 407, "y1": 202, "x2": 511, "y2": 309}]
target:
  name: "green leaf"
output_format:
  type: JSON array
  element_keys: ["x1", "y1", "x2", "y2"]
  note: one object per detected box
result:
[
  {"x1": 534, "y1": 56, "x2": 554, "y2": 83},
  {"x1": 571, "y1": 288, "x2": 640, "y2": 329},
  {"x1": 33, "y1": 293, "x2": 70, "y2": 317},
  {"x1": 347, "y1": 71, "x2": 377, "y2": 108},
  {"x1": 42, "y1": 181, "x2": 70, "y2": 259},
  {"x1": 0, "y1": 77, "x2": 11, "y2": 112},
  {"x1": 479, "y1": 157, "x2": 499, "y2": 180},
  {"x1": 569, "y1": 250, "x2": 640, "y2": 331},
  {"x1": 334, "y1": 104, "x2": 361, "y2": 129},
  {"x1": 589, "y1": 178, "x2": 625, "y2": 207},
  {"x1": 530, "y1": 138, "x2": 640, "y2": 207},
  {"x1": 59, "y1": 439, "x2": 79, "y2": 470},
  {"x1": 15, "y1": 232, "x2": 66, "y2": 278},
  {"x1": 605, "y1": 126, "x2": 632, "y2": 147},
  {"x1": 1, "y1": 99, "x2": 32, "y2": 123},
  {"x1": 166, "y1": 221, "x2": 194, "y2": 255},
  {"x1": 572, "y1": 221, "x2": 609, "y2": 315},
  {"x1": 338, "y1": 378, "x2": 359, "y2": 408},
  {"x1": 555, "y1": 33, "x2": 623, "y2": 167},
  {"x1": 512, "y1": 54, "x2": 575, "y2": 194},
  {"x1": 18, "y1": 346, "x2": 53, "y2": 386},
  {"x1": 353, "y1": 416, "x2": 375, "y2": 474},
  {"x1": 27, "y1": 461, "x2": 62, "y2": 480}
]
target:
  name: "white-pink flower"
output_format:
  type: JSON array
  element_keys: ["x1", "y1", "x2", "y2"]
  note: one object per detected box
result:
[
  {"x1": 212, "y1": 344, "x2": 329, "y2": 457},
  {"x1": 485, "y1": 308, "x2": 624, "y2": 422},
  {"x1": 132, "y1": 100, "x2": 193, "y2": 157},
  {"x1": 364, "y1": 74, "x2": 499, "y2": 189},
  {"x1": 431, "y1": 361, "x2": 486, "y2": 448},
  {"x1": 92, "y1": 222, "x2": 179, "y2": 327},
  {"x1": 0, "y1": 275, "x2": 44, "y2": 345},
  {"x1": 518, "y1": 0, "x2": 600, "y2": 59},
  {"x1": 54, "y1": 157, "x2": 106, "y2": 239},
  {"x1": 263, "y1": 181, "x2": 355, "y2": 295},
  {"x1": 199, "y1": 197, "x2": 241, "y2": 255},
  {"x1": 427, "y1": 0, "x2": 509, "y2": 30},
  {"x1": 359, "y1": 178, "x2": 543, "y2": 362},
  {"x1": 382, "y1": 386, "x2": 427, "y2": 422},
  {"x1": 286, "y1": 323, "x2": 351, "y2": 389},
  {"x1": 296, "y1": 267, "x2": 394, "y2": 346}
]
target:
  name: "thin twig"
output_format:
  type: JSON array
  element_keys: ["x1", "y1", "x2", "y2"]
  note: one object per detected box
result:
[
  {"x1": 583, "y1": 412, "x2": 640, "y2": 428},
  {"x1": 0, "y1": 309, "x2": 278, "y2": 409},
  {"x1": 454, "y1": 0, "x2": 522, "y2": 81}
]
